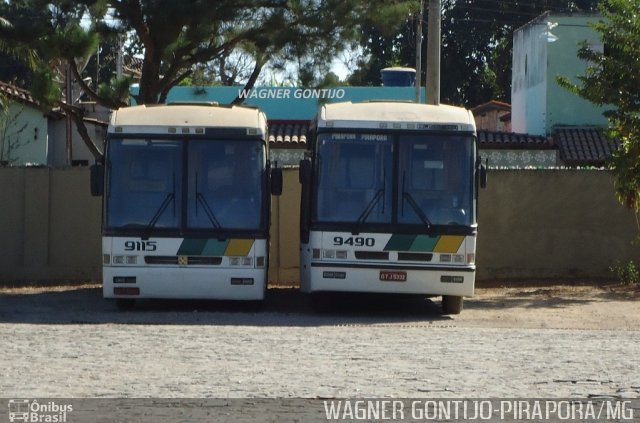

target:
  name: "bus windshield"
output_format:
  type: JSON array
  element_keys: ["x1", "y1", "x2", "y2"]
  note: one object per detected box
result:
[
  {"x1": 315, "y1": 133, "x2": 393, "y2": 224},
  {"x1": 397, "y1": 134, "x2": 473, "y2": 226},
  {"x1": 105, "y1": 138, "x2": 265, "y2": 232},
  {"x1": 313, "y1": 132, "x2": 474, "y2": 227},
  {"x1": 187, "y1": 140, "x2": 264, "y2": 230}
]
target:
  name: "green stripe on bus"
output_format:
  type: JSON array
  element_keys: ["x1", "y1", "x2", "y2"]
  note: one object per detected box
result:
[
  {"x1": 383, "y1": 234, "x2": 416, "y2": 251},
  {"x1": 410, "y1": 235, "x2": 440, "y2": 252},
  {"x1": 384, "y1": 234, "x2": 440, "y2": 252},
  {"x1": 177, "y1": 238, "x2": 208, "y2": 255},
  {"x1": 177, "y1": 238, "x2": 233, "y2": 256},
  {"x1": 202, "y1": 239, "x2": 230, "y2": 256}
]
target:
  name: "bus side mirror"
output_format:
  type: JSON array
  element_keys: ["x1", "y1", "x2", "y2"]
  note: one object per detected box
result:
[
  {"x1": 299, "y1": 158, "x2": 311, "y2": 185},
  {"x1": 480, "y1": 163, "x2": 487, "y2": 189},
  {"x1": 90, "y1": 163, "x2": 104, "y2": 197},
  {"x1": 271, "y1": 167, "x2": 283, "y2": 196}
]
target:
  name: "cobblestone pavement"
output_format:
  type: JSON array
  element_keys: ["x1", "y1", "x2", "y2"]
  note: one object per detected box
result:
[{"x1": 1, "y1": 285, "x2": 639, "y2": 399}]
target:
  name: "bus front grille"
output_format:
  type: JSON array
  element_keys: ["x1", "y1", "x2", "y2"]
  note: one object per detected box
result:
[
  {"x1": 354, "y1": 251, "x2": 390, "y2": 260},
  {"x1": 397, "y1": 252, "x2": 433, "y2": 262},
  {"x1": 144, "y1": 256, "x2": 223, "y2": 265}
]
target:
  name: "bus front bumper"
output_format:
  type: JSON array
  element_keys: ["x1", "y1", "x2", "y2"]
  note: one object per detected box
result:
[
  {"x1": 103, "y1": 266, "x2": 267, "y2": 301},
  {"x1": 306, "y1": 263, "x2": 475, "y2": 296}
]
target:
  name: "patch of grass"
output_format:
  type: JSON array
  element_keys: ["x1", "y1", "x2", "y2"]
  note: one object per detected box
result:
[{"x1": 610, "y1": 260, "x2": 640, "y2": 285}]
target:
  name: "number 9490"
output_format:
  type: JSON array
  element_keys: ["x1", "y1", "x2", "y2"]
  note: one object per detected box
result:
[{"x1": 333, "y1": 236, "x2": 375, "y2": 247}]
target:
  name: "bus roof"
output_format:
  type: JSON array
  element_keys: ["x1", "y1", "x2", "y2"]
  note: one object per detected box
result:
[
  {"x1": 317, "y1": 101, "x2": 476, "y2": 132},
  {"x1": 108, "y1": 103, "x2": 267, "y2": 136}
]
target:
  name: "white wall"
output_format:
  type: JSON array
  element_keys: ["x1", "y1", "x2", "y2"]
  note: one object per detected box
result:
[
  {"x1": 511, "y1": 20, "x2": 548, "y2": 135},
  {"x1": 0, "y1": 102, "x2": 49, "y2": 165}
]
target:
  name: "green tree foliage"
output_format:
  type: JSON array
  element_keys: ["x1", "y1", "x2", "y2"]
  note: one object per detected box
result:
[
  {"x1": 349, "y1": 0, "x2": 598, "y2": 107},
  {"x1": 0, "y1": 8, "x2": 39, "y2": 73},
  {"x1": 85, "y1": 0, "x2": 412, "y2": 105},
  {"x1": 558, "y1": 0, "x2": 640, "y2": 212},
  {"x1": 0, "y1": 0, "x2": 414, "y2": 158}
]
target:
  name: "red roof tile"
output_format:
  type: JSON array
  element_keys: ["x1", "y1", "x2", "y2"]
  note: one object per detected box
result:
[
  {"x1": 471, "y1": 100, "x2": 511, "y2": 115},
  {"x1": 268, "y1": 121, "x2": 309, "y2": 147},
  {"x1": 555, "y1": 127, "x2": 620, "y2": 166},
  {"x1": 0, "y1": 81, "x2": 39, "y2": 107},
  {"x1": 477, "y1": 130, "x2": 553, "y2": 150}
]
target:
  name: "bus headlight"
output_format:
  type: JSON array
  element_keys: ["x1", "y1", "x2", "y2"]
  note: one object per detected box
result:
[
  {"x1": 322, "y1": 249, "x2": 348, "y2": 259},
  {"x1": 440, "y1": 254, "x2": 465, "y2": 264},
  {"x1": 112, "y1": 255, "x2": 138, "y2": 265},
  {"x1": 229, "y1": 257, "x2": 253, "y2": 266}
]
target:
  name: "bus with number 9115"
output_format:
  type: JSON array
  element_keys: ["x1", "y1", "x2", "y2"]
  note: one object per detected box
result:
[
  {"x1": 91, "y1": 103, "x2": 282, "y2": 309},
  {"x1": 298, "y1": 101, "x2": 486, "y2": 314}
]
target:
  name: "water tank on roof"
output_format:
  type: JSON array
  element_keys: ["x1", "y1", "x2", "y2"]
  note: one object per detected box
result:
[{"x1": 381, "y1": 67, "x2": 416, "y2": 87}]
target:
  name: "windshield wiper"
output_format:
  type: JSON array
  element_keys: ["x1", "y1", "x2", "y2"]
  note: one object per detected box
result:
[
  {"x1": 356, "y1": 188, "x2": 385, "y2": 225},
  {"x1": 402, "y1": 172, "x2": 432, "y2": 228},
  {"x1": 403, "y1": 192, "x2": 432, "y2": 227},
  {"x1": 144, "y1": 192, "x2": 175, "y2": 235},
  {"x1": 196, "y1": 192, "x2": 221, "y2": 229},
  {"x1": 352, "y1": 172, "x2": 386, "y2": 234}
]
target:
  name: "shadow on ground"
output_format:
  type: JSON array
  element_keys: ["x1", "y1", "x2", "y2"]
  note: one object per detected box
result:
[
  {"x1": 1, "y1": 282, "x2": 636, "y2": 326},
  {"x1": 0, "y1": 285, "x2": 450, "y2": 326}
]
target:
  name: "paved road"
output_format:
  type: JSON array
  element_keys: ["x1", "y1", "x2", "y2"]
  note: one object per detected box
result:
[{"x1": 1, "y1": 285, "x2": 639, "y2": 400}]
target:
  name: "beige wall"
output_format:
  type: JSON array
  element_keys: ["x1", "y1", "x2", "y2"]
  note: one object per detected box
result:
[
  {"x1": 0, "y1": 168, "x2": 102, "y2": 281},
  {"x1": 0, "y1": 168, "x2": 638, "y2": 283},
  {"x1": 477, "y1": 170, "x2": 640, "y2": 280},
  {"x1": 268, "y1": 168, "x2": 301, "y2": 285}
]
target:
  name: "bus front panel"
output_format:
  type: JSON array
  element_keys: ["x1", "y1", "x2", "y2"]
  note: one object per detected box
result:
[
  {"x1": 103, "y1": 236, "x2": 268, "y2": 300},
  {"x1": 300, "y1": 230, "x2": 475, "y2": 296}
]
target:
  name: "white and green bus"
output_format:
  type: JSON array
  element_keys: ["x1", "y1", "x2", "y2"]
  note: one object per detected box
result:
[
  {"x1": 91, "y1": 103, "x2": 282, "y2": 309},
  {"x1": 299, "y1": 101, "x2": 486, "y2": 314}
]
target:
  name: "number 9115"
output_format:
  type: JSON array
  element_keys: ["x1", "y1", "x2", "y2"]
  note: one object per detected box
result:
[{"x1": 333, "y1": 236, "x2": 375, "y2": 247}]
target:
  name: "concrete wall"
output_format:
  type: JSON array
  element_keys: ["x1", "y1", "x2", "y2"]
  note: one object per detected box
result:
[
  {"x1": 511, "y1": 19, "x2": 548, "y2": 135},
  {"x1": 546, "y1": 15, "x2": 608, "y2": 130},
  {"x1": 511, "y1": 14, "x2": 608, "y2": 135},
  {"x1": 0, "y1": 167, "x2": 103, "y2": 281},
  {"x1": 268, "y1": 168, "x2": 301, "y2": 285},
  {"x1": 0, "y1": 168, "x2": 638, "y2": 284},
  {"x1": 477, "y1": 170, "x2": 640, "y2": 280}
]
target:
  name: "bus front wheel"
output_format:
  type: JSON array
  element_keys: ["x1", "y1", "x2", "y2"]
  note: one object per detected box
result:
[
  {"x1": 442, "y1": 295, "x2": 463, "y2": 315},
  {"x1": 116, "y1": 298, "x2": 136, "y2": 311}
]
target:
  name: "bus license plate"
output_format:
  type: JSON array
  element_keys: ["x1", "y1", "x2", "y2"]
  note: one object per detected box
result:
[{"x1": 380, "y1": 271, "x2": 407, "y2": 282}]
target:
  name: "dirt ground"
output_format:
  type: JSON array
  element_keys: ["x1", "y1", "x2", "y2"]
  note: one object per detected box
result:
[
  {"x1": 462, "y1": 282, "x2": 640, "y2": 330},
  {"x1": 0, "y1": 281, "x2": 638, "y2": 330}
]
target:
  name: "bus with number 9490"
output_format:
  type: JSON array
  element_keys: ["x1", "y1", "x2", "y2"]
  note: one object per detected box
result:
[{"x1": 298, "y1": 101, "x2": 486, "y2": 314}]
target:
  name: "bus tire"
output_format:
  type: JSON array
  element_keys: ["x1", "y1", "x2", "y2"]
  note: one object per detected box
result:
[
  {"x1": 311, "y1": 292, "x2": 333, "y2": 313},
  {"x1": 116, "y1": 298, "x2": 136, "y2": 311},
  {"x1": 246, "y1": 300, "x2": 265, "y2": 311},
  {"x1": 442, "y1": 295, "x2": 463, "y2": 315}
]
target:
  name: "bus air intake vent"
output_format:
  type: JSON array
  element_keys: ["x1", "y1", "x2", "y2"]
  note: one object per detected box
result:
[
  {"x1": 354, "y1": 251, "x2": 389, "y2": 260},
  {"x1": 398, "y1": 252, "x2": 433, "y2": 262},
  {"x1": 144, "y1": 256, "x2": 222, "y2": 265},
  {"x1": 145, "y1": 256, "x2": 179, "y2": 265},
  {"x1": 187, "y1": 256, "x2": 223, "y2": 265}
]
